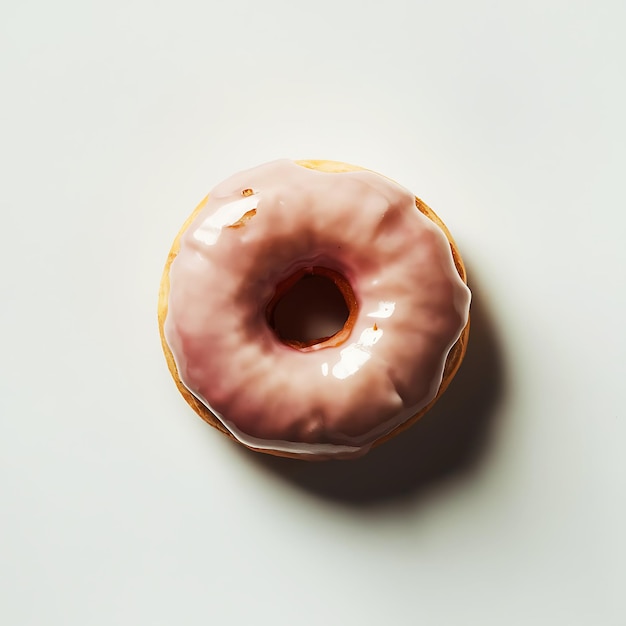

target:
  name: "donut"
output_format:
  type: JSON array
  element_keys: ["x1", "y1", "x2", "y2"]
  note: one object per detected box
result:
[{"x1": 158, "y1": 159, "x2": 471, "y2": 460}]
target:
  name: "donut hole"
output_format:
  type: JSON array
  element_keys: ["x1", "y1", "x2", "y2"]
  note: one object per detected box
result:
[{"x1": 267, "y1": 268, "x2": 356, "y2": 350}]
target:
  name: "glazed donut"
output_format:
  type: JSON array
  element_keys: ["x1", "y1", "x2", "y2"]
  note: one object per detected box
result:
[{"x1": 159, "y1": 160, "x2": 471, "y2": 460}]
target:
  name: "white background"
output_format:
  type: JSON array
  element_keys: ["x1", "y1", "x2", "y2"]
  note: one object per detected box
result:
[{"x1": 1, "y1": 1, "x2": 625, "y2": 624}]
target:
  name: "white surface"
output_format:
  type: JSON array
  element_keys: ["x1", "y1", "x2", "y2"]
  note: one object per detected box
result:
[{"x1": 1, "y1": 1, "x2": 625, "y2": 624}]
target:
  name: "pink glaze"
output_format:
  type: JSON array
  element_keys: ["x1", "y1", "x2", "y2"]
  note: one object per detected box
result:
[{"x1": 164, "y1": 160, "x2": 471, "y2": 458}]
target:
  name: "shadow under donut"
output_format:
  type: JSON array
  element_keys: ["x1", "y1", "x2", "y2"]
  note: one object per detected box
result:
[{"x1": 237, "y1": 268, "x2": 506, "y2": 507}]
